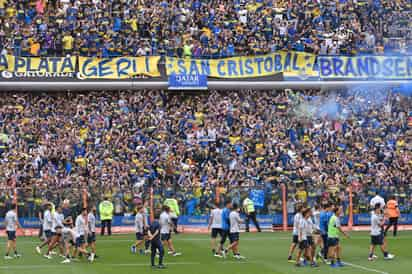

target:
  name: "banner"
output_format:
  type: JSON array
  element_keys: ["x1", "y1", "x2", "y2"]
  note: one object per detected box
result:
[
  {"x1": 166, "y1": 51, "x2": 316, "y2": 79},
  {"x1": 78, "y1": 56, "x2": 160, "y2": 79},
  {"x1": 0, "y1": 54, "x2": 76, "y2": 78},
  {"x1": 319, "y1": 55, "x2": 412, "y2": 79},
  {"x1": 249, "y1": 189, "x2": 265, "y2": 208},
  {"x1": 168, "y1": 74, "x2": 208, "y2": 90},
  {"x1": 3, "y1": 53, "x2": 412, "y2": 81},
  {"x1": 2, "y1": 214, "x2": 412, "y2": 229}
]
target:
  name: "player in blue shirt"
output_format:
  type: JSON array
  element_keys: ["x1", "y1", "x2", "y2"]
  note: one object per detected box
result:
[
  {"x1": 148, "y1": 212, "x2": 165, "y2": 269},
  {"x1": 319, "y1": 203, "x2": 333, "y2": 260},
  {"x1": 217, "y1": 200, "x2": 232, "y2": 258}
]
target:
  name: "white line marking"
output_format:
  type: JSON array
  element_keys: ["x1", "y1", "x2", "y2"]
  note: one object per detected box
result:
[
  {"x1": 3, "y1": 235, "x2": 407, "y2": 245},
  {"x1": 343, "y1": 261, "x2": 389, "y2": 274}
]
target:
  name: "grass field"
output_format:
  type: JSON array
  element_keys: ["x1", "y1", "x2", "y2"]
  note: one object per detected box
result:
[{"x1": 1, "y1": 232, "x2": 411, "y2": 274}]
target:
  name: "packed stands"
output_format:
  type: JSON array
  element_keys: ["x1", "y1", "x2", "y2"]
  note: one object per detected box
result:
[
  {"x1": 0, "y1": 89, "x2": 411, "y2": 218},
  {"x1": 1, "y1": 0, "x2": 412, "y2": 57}
]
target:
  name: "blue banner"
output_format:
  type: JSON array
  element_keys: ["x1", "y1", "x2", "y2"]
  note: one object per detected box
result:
[
  {"x1": 168, "y1": 74, "x2": 208, "y2": 90},
  {"x1": 249, "y1": 189, "x2": 265, "y2": 208},
  {"x1": 319, "y1": 55, "x2": 412, "y2": 79}
]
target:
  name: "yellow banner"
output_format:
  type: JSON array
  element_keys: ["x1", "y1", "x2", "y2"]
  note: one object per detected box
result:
[
  {"x1": 319, "y1": 55, "x2": 412, "y2": 79},
  {"x1": 0, "y1": 54, "x2": 76, "y2": 73},
  {"x1": 78, "y1": 56, "x2": 160, "y2": 79},
  {"x1": 166, "y1": 51, "x2": 317, "y2": 78}
]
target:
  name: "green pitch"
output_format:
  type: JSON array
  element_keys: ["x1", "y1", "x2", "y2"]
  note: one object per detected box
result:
[{"x1": 1, "y1": 232, "x2": 411, "y2": 274}]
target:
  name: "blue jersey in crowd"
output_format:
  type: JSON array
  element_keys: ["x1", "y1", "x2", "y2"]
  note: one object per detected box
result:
[
  {"x1": 319, "y1": 211, "x2": 332, "y2": 235},
  {"x1": 221, "y1": 208, "x2": 230, "y2": 231}
]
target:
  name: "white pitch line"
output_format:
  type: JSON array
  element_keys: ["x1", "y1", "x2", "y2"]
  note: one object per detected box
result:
[
  {"x1": 343, "y1": 261, "x2": 389, "y2": 274},
  {"x1": 3, "y1": 235, "x2": 407, "y2": 245}
]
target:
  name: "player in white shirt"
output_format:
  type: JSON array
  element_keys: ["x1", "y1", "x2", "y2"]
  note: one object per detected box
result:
[
  {"x1": 223, "y1": 203, "x2": 245, "y2": 260},
  {"x1": 311, "y1": 204, "x2": 324, "y2": 263},
  {"x1": 74, "y1": 208, "x2": 93, "y2": 262},
  {"x1": 87, "y1": 206, "x2": 97, "y2": 261},
  {"x1": 288, "y1": 204, "x2": 303, "y2": 262},
  {"x1": 208, "y1": 202, "x2": 223, "y2": 257},
  {"x1": 61, "y1": 216, "x2": 77, "y2": 264},
  {"x1": 368, "y1": 203, "x2": 395, "y2": 261},
  {"x1": 44, "y1": 206, "x2": 65, "y2": 259},
  {"x1": 4, "y1": 206, "x2": 21, "y2": 259},
  {"x1": 370, "y1": 192, "x2": 385, "y2": 210},
  {"x1": 36, "y1": 203, "x2": 54, "y2": 254},
  {"x1": 159, "y1": 206, "x2": 181, "y2": 256},
  {"x1": 295, "y1": 208, "x2": 318, "y2": 267},
  {"x1": 131, "y1": 206, "x2": 147, "y2": 255}
]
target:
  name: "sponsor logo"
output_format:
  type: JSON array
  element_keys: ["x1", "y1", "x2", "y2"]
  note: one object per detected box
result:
[
  {"x1": 0, "y1": 71, "x2": 74, "y2": 78},
  {"x1": 1, "y1": 71, "x2": 13, "y2": 79}
]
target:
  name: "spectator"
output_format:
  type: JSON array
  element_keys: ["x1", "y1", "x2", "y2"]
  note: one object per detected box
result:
[
  {"x1": 0, "y1": 88, "x2": 411, "y2": 219},
  {"x1": 0, "y1": 0, "x2": 411, "y2": 57}
]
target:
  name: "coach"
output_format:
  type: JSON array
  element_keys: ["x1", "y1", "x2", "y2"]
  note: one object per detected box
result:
[{"x1": 99, "y1": 196, "x2": 114, "y2": 236}]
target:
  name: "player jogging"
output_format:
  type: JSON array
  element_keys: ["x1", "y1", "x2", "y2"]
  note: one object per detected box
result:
[
  {"x1": 218, "y1": 200, "x2": 232, "y2": 257},
  {"x1": 36, "y1": 203, "x2": 53, "y2": 254},
  {"x1": 148, "y1": 211, "x2": 166, "y2": 269},
  {"x1": 287, "y1": 204, "x2": 303, "y2": 262},
  {"x1": 159, "y1": 206, "x2": 181, "y2": 256},
  {"x1": 208, "y1": 202, "x2": 223, "y2": 257},
  {"x1": 223, "y1": 203, "x2": 245, "y2": 260},
  {"x1": 74, "y1": 208, "x2": 94, "y2": 262},
  {"x1": 132, "y1": 206, "x2": 147, "y2": 255},
  {"x1": 319, "y1": 202, "x2": 333, "y2": 261},
  {"x1": 327, "y1": 206, "x2": 349, "y2": 268},
  {"x1": 44, "y1": 206, "x2": 65, "y2": 259},
  {"x1": 4, "y1": 205, "x2": 21, "y2": 259},
  {"x1": 87, "y1": 206, "x2": 97, "y2": 259},
  {"x1": 295, "y1": 208, "x2": 318, "y2": 267},
  {"x1": 311, "y1": 204, "x2": 323, "y2": 263},
  {"x1": 368, "y1": 203, "x2": 395, "y2": 261},
  {"x1": 60, "y1": 216, "x2": 76, "y2": 264}
]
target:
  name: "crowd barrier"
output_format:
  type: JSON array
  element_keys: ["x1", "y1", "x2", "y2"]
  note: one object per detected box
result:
[{"x1": 1, "y1": 214, "x2": 411, "y2": 230}]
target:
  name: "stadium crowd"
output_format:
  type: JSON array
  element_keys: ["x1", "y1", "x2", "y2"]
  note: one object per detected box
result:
[
  {"x1": 0, "y1": 89, "x2": 412, "y2": 218},
  {"x1": 0, "y1": 0, "x2": 411, "y2": 57}
]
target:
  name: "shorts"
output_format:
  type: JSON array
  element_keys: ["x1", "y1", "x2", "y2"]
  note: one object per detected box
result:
[
  {"x1": 62, "y1": 231, "x2": 72, "y2": 242},
  {"x1": 211, "y1": 228, "x2": 223, "y2": 239},
  {"x1": 54, "y1": 231, "x2": 62, "y2": 238},
  {"x1": 76, "y1": 235, "x2": 86, "y2": 247},
  {"x1": 7, "y1": 231, "x2": 16, "y2": 241},
  {"x1": 229, "y1": 232, "x2": 239, "y2": 244},
  {"x1": 292, "y1": 234, "x2": 299, "y2": 244},
  {"x1": 136, "y1": 232, "x2": 144, "y2": 241},
  {"x1": 44, "y1": 230, "x2": 53, "y2": 239},
  {"x1": 160, "y1": 233, "x2": 171, "y2": 241},
  {"x1": 299, "y1": 240, "x2": 308, "y2": 250},
  {"x1": 371, "y1": 235, "x2": 384, "y2": 246},
  {"x1": 327, "y1": 237, "x2": 339, "y2": 247},
  {"x1": 220, "y1": 230, "x2": 229, "y2": 245},
  {"x1": 321, "y1": 234, "x2": 328, "y2": 248},
  {"x1": 307, "y1": 236, "x2": 314, "y2": 247},
  {"x1": 88, "y1": 232, "x2": 96, "y2": 243}
]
